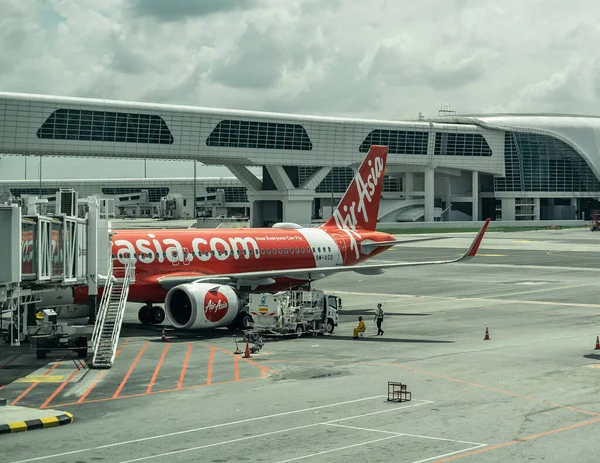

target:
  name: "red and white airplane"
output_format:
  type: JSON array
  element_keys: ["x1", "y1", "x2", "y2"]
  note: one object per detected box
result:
[{"x1": 66, "y1": 145, "x2": 489, "y2": 330}]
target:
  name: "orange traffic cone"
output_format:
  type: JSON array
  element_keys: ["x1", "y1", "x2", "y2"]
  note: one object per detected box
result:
[
  {"x1": 595, "y1": 336, "x2": 600, "y2": 350},
  {"x1": 243, "y1": 342, "x2": 251, "y2": 358},
  {"x1": 484, "y1": 327, "x2": 490, "y2": 340},
  {"x1": 161, "y1": 328, "x2": 166, "y2": 342}
]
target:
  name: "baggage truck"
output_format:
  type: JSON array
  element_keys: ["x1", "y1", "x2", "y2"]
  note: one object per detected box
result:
[{"x1": 248, "y1": 289, "x2": 342, "y2": 336}]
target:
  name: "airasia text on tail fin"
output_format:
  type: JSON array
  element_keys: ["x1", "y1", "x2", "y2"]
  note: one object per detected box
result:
[{"x1": 322, "y1": 145, "x2": 388, "y2": 232}]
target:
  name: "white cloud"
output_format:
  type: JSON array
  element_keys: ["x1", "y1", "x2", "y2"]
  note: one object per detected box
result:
[{"x1": 1, "y1": 0, "x2": 600, "y2": 178}]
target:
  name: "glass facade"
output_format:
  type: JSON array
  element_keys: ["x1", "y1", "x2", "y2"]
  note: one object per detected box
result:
[
  {"x1": 434, "y1": 133, "x2": 492, "y2": 156},
  {"x1": 11, "y1": 187, "x2": 58, "y2": 196},
  {"x1": 101, "y1": 187, "x2": 170, "y2": 202},
  {"x1": 37, "y1": 109, "x2": 174, "y2": 144},
  {"x1": 206, "y1": 120, "x2": 312, "y2": 150},
  {"x1": 494, "y1": 132, "x2": 600, "y2": 192},
  {"x1": 298, "y1": 167, "x2": 401, "y2": 194},
  {"x1": 206, "y1": 186, "x2": 248, "y2": 202},
  {"x1": 359, "y1": 129, "x2": 429, "y2": 155}
]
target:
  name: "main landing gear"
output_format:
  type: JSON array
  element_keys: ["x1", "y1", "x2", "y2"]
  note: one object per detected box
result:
[{"x1": 138, "y1": 304, "x2": 165, "y2": 325}]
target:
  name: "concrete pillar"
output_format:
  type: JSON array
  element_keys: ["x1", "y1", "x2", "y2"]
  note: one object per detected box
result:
[
  {"x1": 472, "y1": 171, "x2": 479, "y2": 221},
  {"x1": 282, "y1": 198, "x2": 313, "y2": 226},
  {"x1": 404, "y1": 172, "x2": 414, "y2": 199},
  {"x1": 501, "y1": 198, "x2": 516, "y2": 221},
  {"x1": 444, "y1": 177, "x2": 452, "y2": 221},
  {"x1": 249, "y1": 196, "x2": 264, "y2": 227},
  {"x1": 533, "y1": 197, "x2": 540, "y2": 220},
  {"x1": 424, "y1": 169, "x2": 435, "y2": 222}
]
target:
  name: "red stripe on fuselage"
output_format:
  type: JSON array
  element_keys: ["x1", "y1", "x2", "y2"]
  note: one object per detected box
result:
[{"x1": 73, "y1": 227, "x2": 395, "y2": 305}]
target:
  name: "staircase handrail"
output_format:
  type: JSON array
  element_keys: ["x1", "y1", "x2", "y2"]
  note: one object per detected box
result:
[
  {"x1": 107, "y1": 261, "x2": 134, "y2": 365},
  {"x1": 91, "y1": 258, "x2": 114, "y2": 355}
]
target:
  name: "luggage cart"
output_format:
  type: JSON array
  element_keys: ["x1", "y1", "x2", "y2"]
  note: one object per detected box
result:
[{"x1": 387, "y1": 381, "x2": 411, "y2": 402}]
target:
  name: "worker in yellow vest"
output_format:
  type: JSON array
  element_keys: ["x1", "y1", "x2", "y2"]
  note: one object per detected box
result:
[{"x1": 353, "y1": 316, "x2": 365, "y2": 339}]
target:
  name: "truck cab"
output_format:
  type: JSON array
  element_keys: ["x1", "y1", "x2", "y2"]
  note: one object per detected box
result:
[{"x1": 324, "y1": 294, "x2": 342, "y2": 334}]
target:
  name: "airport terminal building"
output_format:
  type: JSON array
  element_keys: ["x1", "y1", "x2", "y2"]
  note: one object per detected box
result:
[{"x1": 1, "y1": 91, "x2": 599, "y2": 225}]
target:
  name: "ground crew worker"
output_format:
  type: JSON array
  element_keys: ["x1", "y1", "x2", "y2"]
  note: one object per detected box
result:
[
  {"x1": 374, "y1": 303, "x2": 384, "y2": 336},
  {"x1": 353, "y1": 316, "x2": 366, "y2": 339}
]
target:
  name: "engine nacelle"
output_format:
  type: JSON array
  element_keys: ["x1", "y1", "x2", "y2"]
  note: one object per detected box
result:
[{"x1": 164, "y1": 283, "x2": 241, "y2": 329}]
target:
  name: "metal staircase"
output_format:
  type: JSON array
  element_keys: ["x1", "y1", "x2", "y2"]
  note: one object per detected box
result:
[{"x1": 91, "y1": 260, "x2": 135, "y2": 369}]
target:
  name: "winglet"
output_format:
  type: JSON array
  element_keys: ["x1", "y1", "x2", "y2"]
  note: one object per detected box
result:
[{"x1": 460, "y1": 218, "x2": 491, "y2": 261}]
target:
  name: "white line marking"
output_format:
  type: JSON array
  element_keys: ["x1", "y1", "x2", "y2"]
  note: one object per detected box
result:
[
  {"x1": 356, "y1": 262, "x2": 600, "y2": 273},
  {"x1": 324, "y1": 423, "x2": 485, "y2": 446},
  {"x1": 324, "y1": 422, "x2": 405, "y2": 435},
  {"x1": 326, "y1": 290, "x2": 600, "y2": 309},
  {"x1": 115, "y1": 401, "x2": 433, "y2": 463},
  {"x1": 325, "y1": 400, "x2": 433, "y2": 423},
  {"x1": 273, "y1": 435, "x2": 403, "y2": 463},
  {"x1": 392, "y1": 431, "x2": 485, "y2": 446},
  {"x1": 117, "y1": 422, "x2": 333, "y2": 463},
  {"x1": 9, "y1": 395, "x2": 388, "y2": 463},
  {"x1": 410, "y1": 444, "x2": 488, "y2": 463}
]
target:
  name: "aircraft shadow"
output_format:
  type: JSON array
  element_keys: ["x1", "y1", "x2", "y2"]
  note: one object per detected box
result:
[
  {"x1": 341, "y1": 310, "x2": 431, "y2": 317},
  {"x1": 146, "y1": 328, "x2": 246, "y2": 343},
  {"x1": 583, "y1": 354, "x2": 600, "y2": 361},
  {"x1": 0, "y1": 343, "x2": 86, "y2": 387},
  {"x1": 318, "y1": 335, "x2": 454, "y2": 344}
]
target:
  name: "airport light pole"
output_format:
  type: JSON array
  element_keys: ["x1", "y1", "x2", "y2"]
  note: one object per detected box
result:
[
  {"x1": 193, "y1": 160, "x2": 197, "y2": 218},
  {"x1": 38, "y1": 154, "x2": 42, "y2": 197}
]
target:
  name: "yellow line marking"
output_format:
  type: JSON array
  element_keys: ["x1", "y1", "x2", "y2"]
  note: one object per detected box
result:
[{"x1": 15, "y1": 375, "x2": 65, "y2": 383}]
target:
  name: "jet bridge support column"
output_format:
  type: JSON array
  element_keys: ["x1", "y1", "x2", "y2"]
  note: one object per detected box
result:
[{"x1": 87, "y1": 200, "x2": 98, "y2": 325}]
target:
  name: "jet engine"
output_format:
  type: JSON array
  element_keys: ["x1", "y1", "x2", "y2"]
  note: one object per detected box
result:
[{"x1": 164, "y1": 283, "x2": 241, "y2": 329}]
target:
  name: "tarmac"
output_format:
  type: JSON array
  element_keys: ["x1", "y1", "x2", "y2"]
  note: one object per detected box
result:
[{"x1": 1, "y1": 227, "x2": 600, "y2": 462}]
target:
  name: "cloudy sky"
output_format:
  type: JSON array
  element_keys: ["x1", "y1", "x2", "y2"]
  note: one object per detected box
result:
[{"x1": 1, "y1": 0, "x2": 599, "y2": 180}]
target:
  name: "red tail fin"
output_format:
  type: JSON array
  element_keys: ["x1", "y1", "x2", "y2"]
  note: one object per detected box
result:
[{"x1": 322, "y1": 145, "x2": 388, "y2": 231}]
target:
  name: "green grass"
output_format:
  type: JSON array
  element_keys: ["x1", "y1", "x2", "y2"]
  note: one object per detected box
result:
[{"x1": 377, "y1": 226, "x2": 584, "y2": 234}]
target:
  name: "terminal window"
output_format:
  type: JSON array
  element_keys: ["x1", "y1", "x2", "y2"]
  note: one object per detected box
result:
[
  {"x1": 36, "y1": 109, "x2": 174, "y2": 144},
  {"x1": 101, "y1": 187, "x2": 170, "y2": 202},
  {"x1": 434, "y1": 133, "x2": 492, "y2": 156},
  {"x1": 360, "y1": 130, "x2": 429, "y2": 155},
  {"x1": 206, "y1": 120, "x2": 313, "y2": 150},
  {"x1": 206, "y1": 187, "x2": 248, "y2": 202},
  {"x1": 10, "y1": 188, "x2": 58, "y2": 196},
  {"x1": 299, "y1": 167, "x2": 402, "y2": 194}
]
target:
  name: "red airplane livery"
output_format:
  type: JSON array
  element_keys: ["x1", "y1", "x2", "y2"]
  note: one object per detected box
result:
[{"x1": 72, "y1": 145, "x2": 490, "y2": 331}]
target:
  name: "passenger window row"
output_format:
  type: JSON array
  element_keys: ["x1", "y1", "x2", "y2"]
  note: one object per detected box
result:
[{"x1": 113, "y1": 246, "x2": 333, "y2": 260}]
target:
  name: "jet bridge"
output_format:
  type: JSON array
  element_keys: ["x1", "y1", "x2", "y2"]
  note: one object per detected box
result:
[{"x1": 0, "y1": 189, "x2": 114, "y2": 348}]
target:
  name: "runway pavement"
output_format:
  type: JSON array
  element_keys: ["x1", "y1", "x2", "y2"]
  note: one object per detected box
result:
[{"x1": 2, "y1": 227, "x2": 600, "y2": 462}]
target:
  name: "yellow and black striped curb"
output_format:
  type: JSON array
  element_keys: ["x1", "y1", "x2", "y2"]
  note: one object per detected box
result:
[{"x1": 0, "y1": 412, "x2": 73, "y2": 434}]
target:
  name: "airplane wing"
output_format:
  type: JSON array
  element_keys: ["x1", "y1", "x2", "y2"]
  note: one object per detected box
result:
[
  {"x1": 157, "y1": 219, "x2": 490, "y2": 290},
  {"x1": 360, "y1": 235, "x2": 449, "y2": 253}
]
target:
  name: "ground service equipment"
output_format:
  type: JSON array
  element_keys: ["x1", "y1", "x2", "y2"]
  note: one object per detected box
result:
[
  {"x1": 248, "y1": 289, "x2": 341, "y2": 336},
  {"x1": 590, "y1": 210, "x2": 600, "y2": 231},
  {"x1": 29, "y1": 309, "x2": 89, "y2": 359}
]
